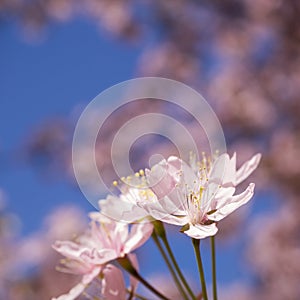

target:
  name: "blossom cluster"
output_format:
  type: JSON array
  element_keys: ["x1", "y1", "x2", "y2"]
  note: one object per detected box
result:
[{"x1": 53, "y1": 152, "x2": 260, "y2": 299}]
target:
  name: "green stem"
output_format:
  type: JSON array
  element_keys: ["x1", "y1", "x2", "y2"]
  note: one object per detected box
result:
[
  {"x1": 154, "y1": 222, "x2": 196, "y2": 300},
  {"x1": 211, "y1": 236, "x2": 218, "y2": 300},
  {"x1": 192, "y1": 238, "x2": 208, "y2": 300},
  {"x1": 118, "y1": 256, "x2": 170, "y2": 300},
  {"x1": 152, "y1": 232, "x2": 189, "y2": 300}
]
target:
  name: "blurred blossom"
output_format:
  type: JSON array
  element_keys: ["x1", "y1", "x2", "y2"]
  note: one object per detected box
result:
[
  {"x1": 138, "y1": 43, "x2": 199, "y2": 83},
  {"x1": 207, "y1": 65, "x2": 277, "y2": 132},
  {"x1": 0, "y1": 0, "x2": 138, "y2": 39},
  {"x1": 17, "y1": 205, "x2": 87, "y2": 267},
  {"x1": 267, "y1": 129, "x2": 300, "y2": 194},
  {"x1": 25, "y1": 119, "x2": 71, "y2": 177},
  {"x1": 0, "y1": 204, "x2": 87, "y2": 300},
  {"x1": 142, "y1": 274, "x2": 185, "y2": 300},
  {"x1": 248, "y1": 203, "x2": 300, "y2": 300},
  {"x1": 0, "y1": 190, "x2": 15, "y2": 299},
  {"x1": 83, "y1": 0, "x2": 139, "y2": 38},
  {"x1": 219, "y1": 283, "x2": 254, "y2": 300}
]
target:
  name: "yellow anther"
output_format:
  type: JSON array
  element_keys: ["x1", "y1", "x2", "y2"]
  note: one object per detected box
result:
[
  {"x1": 199, "y1": 186, "x2": 204, "y2": 199},
  {"x1": 139, "y1": 169, "x2": 145, "y2": 176},
  {"x1": 113, "y1": 181, "x2": 118, "y2": 186},
  {"x1": 135, "y1": 172, "x2": 140, "y2": 177}
]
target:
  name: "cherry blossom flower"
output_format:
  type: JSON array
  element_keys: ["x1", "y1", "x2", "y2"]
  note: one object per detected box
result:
[
  {"x1": 54, "y1": 215, "x2": 152, "y2": 266},
  {"x1": 52, "y1": 232, "x2": 102, "y2": 300},
  {"x1": 52, "y1": 216, "x2": 145, "y2": 299},
  {"x1": 140, "y1": 153, "x2": 261, "y2": 239}
]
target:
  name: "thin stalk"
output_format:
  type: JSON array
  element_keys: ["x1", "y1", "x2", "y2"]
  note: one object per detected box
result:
[
  {"x1": 118, "y1": 256, "x2": 170, "y2": 300},
  {"x1": 161, "y1": 234, "x2": 196, "y2": 300},
  {"x1": 210, "y1": 236, "x2": 218, "y2": 300},
  {"x1": 152, "y1": 232, "x2": 189, "y2": 300},
  {"x1": 192, "y1": 238, "x2": 208, "y2": 300}
]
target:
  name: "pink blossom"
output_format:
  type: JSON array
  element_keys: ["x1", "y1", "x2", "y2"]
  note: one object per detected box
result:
[
  {"x1": 141, "y1": 153, "x2": 260, "y2": 239},
  {"x1": 52, "y1": 215, "x2": 146, "y2": 299}
]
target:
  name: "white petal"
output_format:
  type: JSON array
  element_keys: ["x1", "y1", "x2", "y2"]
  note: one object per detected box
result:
[
  {"x1": 201, "y1": 182, "x2": 222, "y2": 211},
  {"x1": 177, "y1": 157, "x2": 198, "y2": 187},
  {"x1": 209, "y1": 153, "x2": 231, "y2": 186},
  {"x1": 184, "y1": 223, "x2": 218, "y2": 239},
  {"x1": 139, "y1": 199, "x2": 188, "y2": 225},
  {"x1": 207, "y1": 186, "x2": 236, "y2": 212},
  {"x1": 99, "y1": 194, "x2": 148, "y2": 223},
  {"x1": 152, "y1": 210, "x2": 189, "y2": 226},
  {"x1": 209, "y1": 183, "x2": 255, "y2": 221},
  {"x1": 236, "y1": 154, "x2": 261, "y2": 185}
]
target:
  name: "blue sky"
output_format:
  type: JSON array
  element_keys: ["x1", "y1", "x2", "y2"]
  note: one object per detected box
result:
[
  {"x1": 0, "y1": 19, "x2": 144, "y2": 231},
  {"x1": 0, "y1": 18, "x2": 273, "y2": 292}
]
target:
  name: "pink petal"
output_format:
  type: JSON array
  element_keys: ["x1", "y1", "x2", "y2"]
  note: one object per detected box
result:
[
  {"x1": 102, "y1": 264, "x2": 126, "y2": 300},
  {"x1": 146, "y1": 159, "x2": 178, "y2": 199},
  {"x1": 80, "y1": 248, "x2": 117, "y2": 265},
  {"x1": 123, "y1": 222, "x2": 153, "y2": 254},
  {"x1": 52, "y1": 267, "x2": 100, "y2": 300},
  {"x1": 184, "y1": 223, "x2": 218, "y2": 239},
  {"x1": 236, "y1": 154, "x2": 261, "y2": 185},
  {"x1": 127, "y1": 253, "x2": 139, "y2": 293},
  {"x1": 52, "y1": 240, "x2": 87, "y2": 260},
  {"x1": 52, "y1": 282, "x2": 86, "y2": 300},
  {"x1": 82, "y1": 266, "x2": 102, "y2": 285}
]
